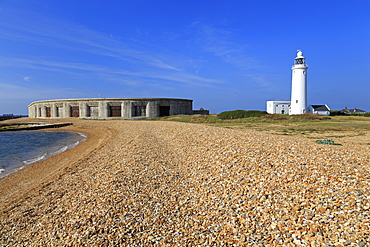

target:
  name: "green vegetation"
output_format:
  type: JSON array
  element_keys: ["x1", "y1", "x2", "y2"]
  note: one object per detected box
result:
[
  {"x1": 329, "y1": 110, "x2": 347, "y2": 116},
  {"x1": 217, "y1": 110, "x2": 268, "y2": 119},
  {"x1": 0, "y1": 123, "x2": 72, "y2": 131},
  {"x1": 0, "y1": 126, "x2": 20, "y2": 130},
  {"x1": 154, "y1": 112, "x2": 333, "y2": 127},
  {"x1": 152, "y1": 113, "x2": 370, "y2": 146},
  {"x1": 330, "y1": 110, "x2": 370, "y2": 117},
  {"x1": 348, "y1": 112, "x2": 370, "y2": 117},
  {"x1": 315, "y1": 139, "x2": 342, "y2": 145}
]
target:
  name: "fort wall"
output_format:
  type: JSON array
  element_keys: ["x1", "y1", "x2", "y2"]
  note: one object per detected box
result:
[{"x1": 28, "y1": 98, "x2": 193, "y2": 120}]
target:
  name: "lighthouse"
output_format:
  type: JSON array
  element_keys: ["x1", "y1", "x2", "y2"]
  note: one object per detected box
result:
[{"x1": 290, "y1": 50, "x2": 308, "y2": 115}]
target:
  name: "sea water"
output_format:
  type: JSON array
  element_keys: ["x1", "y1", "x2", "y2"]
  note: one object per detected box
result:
[{"x1": 0, "y1": 131, "x2": 86, "y2": 178}]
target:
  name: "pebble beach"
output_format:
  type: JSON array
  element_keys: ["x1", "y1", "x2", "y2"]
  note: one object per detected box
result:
[{"x1": 1, "y1": 119, "x2": 369, "y2": 246}]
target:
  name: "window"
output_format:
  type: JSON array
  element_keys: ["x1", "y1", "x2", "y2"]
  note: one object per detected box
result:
[
  {"x1": 132, "y1": 105, "x2": 146, "y2": 117},
  {"x1": 295, "y1": 58, "x2": 304, "y2": 64}
]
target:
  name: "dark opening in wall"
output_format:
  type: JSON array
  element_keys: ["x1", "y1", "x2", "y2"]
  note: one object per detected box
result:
[
  {"x1": 86, "y1": 106, "x2": 91, "y2": 117},
  {"x1": 159, "y1": 106, "x2": 170, "y2": 117},
  {"x1": 132, "y1": 105, "x2": 146, "y2": 117},
  {"x1": 110, "y1": 106, "x2": 121, "y2": 117},
  {"x1": 45, "y1": 107, "x2": 51, "y2": 117}
]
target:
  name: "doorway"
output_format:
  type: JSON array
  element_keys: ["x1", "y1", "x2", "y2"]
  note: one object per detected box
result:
[
  {"x1": 159, "y1": 106, "x2": 170, "y2": 117},
  {"x1": 71, "y1": 106, "x2": 79, "y2": 117}
]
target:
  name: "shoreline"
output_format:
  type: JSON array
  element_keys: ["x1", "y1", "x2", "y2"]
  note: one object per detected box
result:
[
  {"x1": 0, "y1": 130, "x2": 87, "y2": 179},
  {"x1": 0, "y1": 118, "x2": 114, "y2": 211}
]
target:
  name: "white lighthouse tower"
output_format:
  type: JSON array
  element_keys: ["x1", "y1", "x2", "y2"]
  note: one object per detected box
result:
[{"x1": 290, "y1": 50, "x2": 308, "y2": 115}]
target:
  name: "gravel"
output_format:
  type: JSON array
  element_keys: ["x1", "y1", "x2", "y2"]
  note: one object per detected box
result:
[{"x1": 1, "y1": 120, "x2": 369, "y2": 246}]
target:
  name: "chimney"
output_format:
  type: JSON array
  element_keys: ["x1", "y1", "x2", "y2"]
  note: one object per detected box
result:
[
  {"x1": 344, "y1": 106, "x2": 347, "y2": 109},
  {"x1": 354, "y1": 107, "x2": 357, "y2": 112}
]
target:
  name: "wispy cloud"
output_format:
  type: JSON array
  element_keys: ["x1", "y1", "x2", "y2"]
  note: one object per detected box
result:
[
  {"x1": 0, "y1": 8, "x2": 222, "y2": 89},
  {"x1": 0, "y1": 8, "x2": 182, "y2": 71},
  {"x1": 191, "y1": 22, "x2": 260, "y2": 70},
  {"x1": 0, "y1": 80, "x2": 79, "y2": 101},
  {"x1": 0, "y1": 56, "x2": 222, "y2": 87},
  {"x1": 0, "y1": 82, "x2": 25, "y2": 90}
]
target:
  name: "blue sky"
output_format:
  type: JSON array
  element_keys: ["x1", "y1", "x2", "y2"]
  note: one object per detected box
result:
[{"x1": 1, "y1": 0, "x2": 369, "y2": 114}]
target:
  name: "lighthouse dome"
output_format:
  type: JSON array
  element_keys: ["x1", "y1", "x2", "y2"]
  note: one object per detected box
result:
[{"x1": 296, "y1": 50, "x2": 304, "y2": 58}]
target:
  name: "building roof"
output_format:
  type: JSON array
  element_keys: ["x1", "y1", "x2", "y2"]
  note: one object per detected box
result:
[
  {"x1": 310, "y1": 105, "x2": 330, "y2": 111},
  {"x1": 340, "y1": 107, "x2": 366, "y2": 113},
  {"x1": 267, "y1": 100, "x2": 290, "y2": 103},
  {"x1": 29, "y1": 98, "x2": 193, "y2": 106}
]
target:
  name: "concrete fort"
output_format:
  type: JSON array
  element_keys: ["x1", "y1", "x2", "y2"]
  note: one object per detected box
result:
[{"x1": 28, "y1": 98, "x2": 193, "y2": 120}]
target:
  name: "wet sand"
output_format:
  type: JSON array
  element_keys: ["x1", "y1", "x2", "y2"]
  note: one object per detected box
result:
[
  {"x1": 0, "y1": 118, "x2": 112, "y2": 210},
  {"x1": 1, "y1": 118, "x2": 369, "y2": 246}
]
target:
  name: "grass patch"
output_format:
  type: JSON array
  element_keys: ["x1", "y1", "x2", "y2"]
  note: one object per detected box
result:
[
  {"x1": 152, "y1": 114, "x2": 220, "y2": 124},
  {"x1": 150, "y1": 114, "x2": 370, "y2": 144},
  {"x1": 218, "y1": 110, "x2": 267, "y2": 119},
  {"x1": 0, "y1": 126, "x2": 19, "y2": 130}
]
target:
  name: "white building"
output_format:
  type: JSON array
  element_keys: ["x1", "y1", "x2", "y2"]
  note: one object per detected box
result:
[
  {"x1": 289, "y1": 50, "x2": 308, "y2": 115},
  {"x1": 307, "y1": 105, "x2": 330, "y2": 115},
  {"x1": 266, "y1": 101, "x2": 290, "y2": 114}
]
